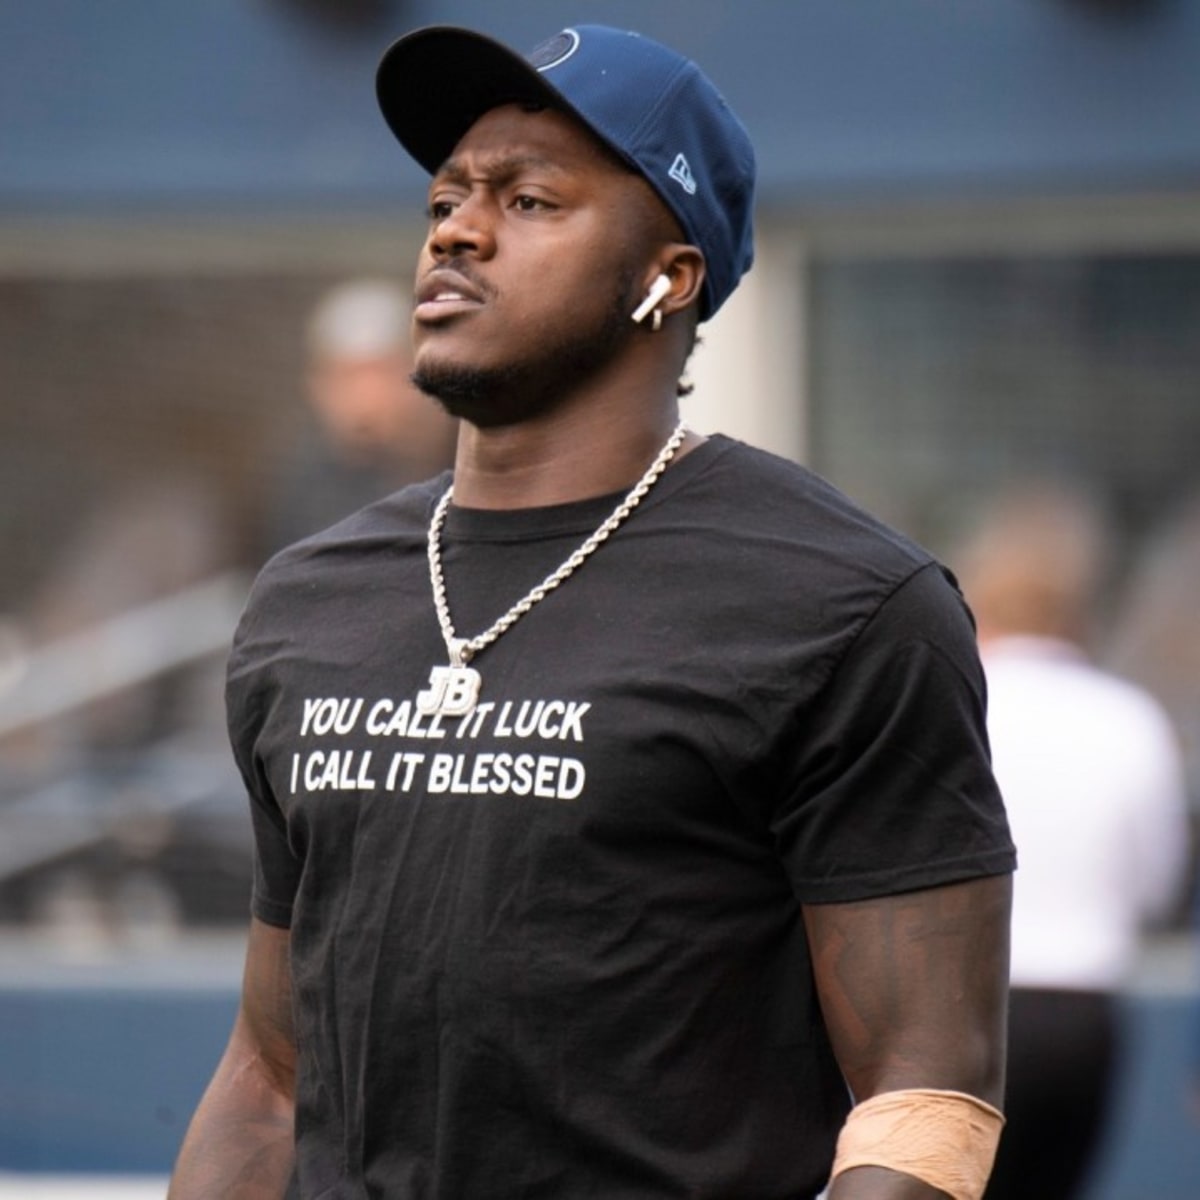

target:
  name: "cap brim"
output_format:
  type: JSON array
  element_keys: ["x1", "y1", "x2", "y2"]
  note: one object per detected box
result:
[{"x1": 377, "y1": 26, "x2": 566, "y2": 174}]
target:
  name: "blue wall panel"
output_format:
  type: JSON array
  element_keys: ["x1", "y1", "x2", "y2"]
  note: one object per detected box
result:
[
  {"x1": 3, "y1": 0, "x2": 1200, "y2": 211},
  {"x1": 0, "y1": 986, "x2": 236, "y2": 1172},
  {"x1": 0, "y1": 981, "x2": 1196, "y2": 1195}
]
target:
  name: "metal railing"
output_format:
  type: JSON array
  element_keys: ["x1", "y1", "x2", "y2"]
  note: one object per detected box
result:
[{"x1": 0, "y1": 572, "x2": 250, "y2": 889}]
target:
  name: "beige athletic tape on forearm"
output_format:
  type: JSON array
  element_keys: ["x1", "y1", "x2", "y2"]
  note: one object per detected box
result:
[{"x1": 830, "y1": 1088, "x2": 1005, "y2": 1200}]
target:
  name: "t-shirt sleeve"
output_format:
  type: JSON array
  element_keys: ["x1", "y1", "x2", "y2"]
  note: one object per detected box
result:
[
  {"x1": 246, "y1": 791, "x2": 299, "y2": 929},
  {"x1": 775, "y1": 562, "x2": 1016, "y2": 904},
  {"x1": 225, "y1": 587, "x2": 302, "y2": 929}
]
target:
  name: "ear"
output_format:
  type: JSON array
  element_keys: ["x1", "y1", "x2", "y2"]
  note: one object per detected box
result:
[{"x1": 647, "y1": 245, "x2": 706, "y2": 318}]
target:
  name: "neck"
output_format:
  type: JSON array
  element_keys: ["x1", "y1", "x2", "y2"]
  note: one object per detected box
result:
[{"x1": 447, "y1": 381, "x2": 698, "y2": 510}]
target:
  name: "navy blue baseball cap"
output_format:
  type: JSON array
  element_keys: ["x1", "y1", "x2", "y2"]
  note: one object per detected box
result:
[{"x1": 376, "y1": 24, "x2": 756, "y2": 321}]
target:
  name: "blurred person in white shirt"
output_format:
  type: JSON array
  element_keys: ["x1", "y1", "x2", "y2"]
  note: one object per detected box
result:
[{"x1": 955, "y1": 481, "x2": 1191, "y2": 1200}]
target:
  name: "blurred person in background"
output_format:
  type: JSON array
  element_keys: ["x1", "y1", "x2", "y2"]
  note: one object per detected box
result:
[
  {"x1": 954, "y1": 481, "x2": 1191, "y2": 1200},
  {"x1": 1106, "y1": 489, "x2": 1200, "y2": 876},
  {"x1": 1102, "y1": 491, "x2": 1200, "y2": 1130},
  {"x1": 264, "y1": 277, "x2": 456, "y2": 556}
]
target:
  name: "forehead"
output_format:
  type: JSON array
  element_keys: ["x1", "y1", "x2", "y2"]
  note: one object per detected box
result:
[{"x1": 435, "y1": 103, "x2": 636, "y2": 184}]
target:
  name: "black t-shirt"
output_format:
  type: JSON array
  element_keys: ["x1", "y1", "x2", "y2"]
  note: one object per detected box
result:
[{"x1": 228, "y1": 435, "x2": 1014, "y2": 1199}]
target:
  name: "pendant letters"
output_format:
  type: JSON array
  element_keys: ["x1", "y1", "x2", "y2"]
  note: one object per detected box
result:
[{"x1": 416, "y1": 664, "x2": 483, "y2": 718}]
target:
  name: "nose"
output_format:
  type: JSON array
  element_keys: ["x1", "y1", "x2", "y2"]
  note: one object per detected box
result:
[{"x1": 428, "y1": 193, "x2": 496, "y2": 261}]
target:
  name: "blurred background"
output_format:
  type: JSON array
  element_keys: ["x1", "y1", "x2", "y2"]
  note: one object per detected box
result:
[{"x1": 1, "y1": 1, "x2": 1198, "y2": 1196}]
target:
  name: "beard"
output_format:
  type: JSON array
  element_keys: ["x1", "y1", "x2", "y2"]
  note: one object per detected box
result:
[{"x1": 412, "y1": 266, "x2": 638, "y2": 428}]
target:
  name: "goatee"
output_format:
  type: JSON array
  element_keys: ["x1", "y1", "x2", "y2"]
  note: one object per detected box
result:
[{"x1": 412, "y1": 270, "x2": 637, "y2": 428}]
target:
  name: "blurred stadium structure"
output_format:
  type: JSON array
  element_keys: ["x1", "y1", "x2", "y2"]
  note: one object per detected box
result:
[{"x1": 1, "y1": 2, "x2": 1198, "y2": 1196}]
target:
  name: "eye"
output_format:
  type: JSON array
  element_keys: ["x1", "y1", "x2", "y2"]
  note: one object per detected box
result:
[
  {"x1": 512, "y1": 193, "x2": 554, "y2": 213},
  {"x1": 426, "y1": 199, "x2": 456, "y2": 221}
]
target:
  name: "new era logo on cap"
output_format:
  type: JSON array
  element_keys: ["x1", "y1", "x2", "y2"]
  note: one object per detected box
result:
[{"x1": 668, "y1": 153, "x2": 697, "y2": 195}]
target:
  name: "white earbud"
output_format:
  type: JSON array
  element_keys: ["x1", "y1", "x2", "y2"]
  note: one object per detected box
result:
[{"x1": 631, "y1": 274, "x2": 672, "y2": 325}]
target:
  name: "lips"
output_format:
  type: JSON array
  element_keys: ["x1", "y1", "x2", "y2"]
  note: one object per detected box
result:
[{"x1": 415, "y1": 269, "x2": 486, "y2": 321}]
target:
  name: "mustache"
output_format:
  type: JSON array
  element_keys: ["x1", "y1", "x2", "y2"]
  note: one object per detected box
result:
[{"x1": 416, "y1": 258, "x2": 495, "y2": 303}]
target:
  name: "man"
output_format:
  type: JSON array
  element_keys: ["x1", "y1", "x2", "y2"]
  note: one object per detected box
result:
[
  {"x1": 953, "y1": 482, "x2": 1189, "y2": 1200},
  {"x1": 265, "y1": 278, "x2": 456, "y2": 555},
  {"x1": 170, "y1": 24, "x2": 1014, "y2": 1200}
]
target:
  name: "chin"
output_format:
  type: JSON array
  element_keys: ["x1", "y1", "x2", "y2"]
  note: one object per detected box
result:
[
  {"x1": 411, "y1": 295, "x2": 635, "y2": 428},
  {"x1": 411, "y1": 357, "x2": 526, "y2": 427}
]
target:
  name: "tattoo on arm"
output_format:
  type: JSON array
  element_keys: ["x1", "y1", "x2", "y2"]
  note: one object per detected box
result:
[
  {"x1": 804, "y1": 875, "x2": 1011, "y2": 1103},
  {"x1": 805, "y1": 876, "x2": 1011, "y2": 1198}
]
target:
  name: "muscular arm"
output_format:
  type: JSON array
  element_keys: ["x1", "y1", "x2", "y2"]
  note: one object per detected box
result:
[
  {"x1": 169, "y1": 918, "x2": 297, "y2": 1199},
  {"x1": 805, "y1": 874, "x2": 1012, "y2": 1199}
]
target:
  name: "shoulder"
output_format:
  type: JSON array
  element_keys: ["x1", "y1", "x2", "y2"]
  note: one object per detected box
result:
[
  {"x1": 230, "y1": 474, "x2": 446, "y2": 669},
  {"x1": 987, "y1": 640, "x2": 1174, "y2": 726},
  {"x1": 1074, "y1": 666, "x2": 1183, "y2": 769},
  {"x1": 984, "y1": 640, "x2": 1186, "y2": 776},
  {"x1": 684, "y1": 436, "x2": 934, "y2": 573},
  {"x1": 643, "y1": 437, "x2": 977, "y2": 700},
  {"x1": 251, "y1": 474, "x2": 446, "y2": 599},
  {"x1": 674, "y1": 436, "x2": 955, "y2": 626}
]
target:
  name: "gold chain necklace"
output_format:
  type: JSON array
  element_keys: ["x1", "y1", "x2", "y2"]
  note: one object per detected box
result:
[{"x1": 416, "y1": 421, "x2": 688, "y2": 718}]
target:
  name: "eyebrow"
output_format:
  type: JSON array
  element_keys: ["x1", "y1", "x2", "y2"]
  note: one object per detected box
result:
[{"x1": 431, "y1": 152, "x2": 570, "y2": 189}]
